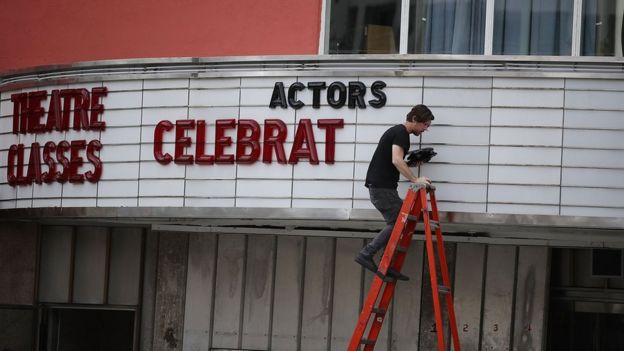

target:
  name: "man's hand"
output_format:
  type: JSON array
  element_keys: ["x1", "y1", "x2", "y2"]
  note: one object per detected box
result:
[{"x1": 414, "y1": 176, "x2": 431, "y2": 184}]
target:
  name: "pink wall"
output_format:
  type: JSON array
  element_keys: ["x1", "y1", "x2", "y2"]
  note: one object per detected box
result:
[{"x1": 0, "y1": 0, "x2": 322, "y2": 73}]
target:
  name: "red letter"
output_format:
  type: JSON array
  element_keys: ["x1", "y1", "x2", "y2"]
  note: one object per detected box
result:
[
  {"x1": 236, "y1": 119, "x2": 261, "y2": 164},
  {"x1": 60, "y1": 89, "x2": 75, "y2": 131},
  {"x1": 46, "y1": 90, "x2": 62, "y2": 132},
  {"x1": 7, "y1": 145, "x2": 18, "y2": 186},
  {"x1": 56, "y1": 141, "x2": 70, "y2": 183},
  {"x1": 11, "y1": 93, "x2": 28, "y2": 134},
  {"x1": 262, "y1": 119, "x2": 287, "y2": 164},
  {"x1": 215, "y1": 119, "x2": 236, "y2": 164},
  {"x1": 89, "y1": 87, "x2": 107, "y2": 131},
  {"x1": 15, "y1": 144, "x2": 27, "y2": 184},
  {"x1": 195, "y1": 120, "x2": 214, "y2": 165},
  {"x1": 154, "y1": 120, "x2": 173, "y2": 164},
  {"x1": 26, "y1": 142, "x2": 42, "y2": 184},
  {"x1": 175, "y1": 119, "x2": 195, "y2": 164},
  {"x1": 42, "y1": 141, "x2": 57, "y2": 183},
  {"x1": 73, "y1": 89, "x2": 90, "y2": 131},
  {"x1": 288, "y1": 119, "x2": 319, "y2": 165},
  {"x1": 28, "y1": 91, "x2": 47, "y2": 133},
  {"x1": 317, "y1": 119, "x2": 344, "y2": 164},
  {"x1": 85, "y1": 140, "x2": 103, "y2": 183},
  {"x1": 69, "y1": 140, "x2": 86, "y2": 183}
]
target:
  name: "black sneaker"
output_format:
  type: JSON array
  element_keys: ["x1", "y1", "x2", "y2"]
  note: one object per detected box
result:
[
  {"x1": 386, "y1": 267, "x2": 410, "y2": 281},
  {"x1": 355, "y1": 254, "x2": 378, "y2": 273}
]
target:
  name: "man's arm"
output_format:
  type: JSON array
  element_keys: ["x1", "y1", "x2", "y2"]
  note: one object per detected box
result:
[{"x1": 391, "y1": 145, "x2": 431, "y2": 184}]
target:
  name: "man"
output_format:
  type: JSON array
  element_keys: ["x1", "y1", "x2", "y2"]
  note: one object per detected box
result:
[{"x1": 355, "y1": 104, "x2": 434, "y2": 280}]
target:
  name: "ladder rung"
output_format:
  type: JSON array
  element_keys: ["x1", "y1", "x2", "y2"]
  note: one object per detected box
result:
[
  {"x1": 376, "y1": 271, "x2": 396, "y2": 283},
  {"x1": 438, "y1": 285, "x2": 451, "y2": 294},
  {"x1": 430, "y1": 221, "x2": 439, "y2": 230},
  {"x1": 372, "y1": 308, "x2": 387, "y2": 316},
  {"x1": 361, "y1": 339, "x2": 376, "y2": 346},
  {"x1": 396, "y1": 245, "x2": 409, "y2": 253},
  {"x1": 407, "y1": 214, "x2": 419, "y2": 221}
]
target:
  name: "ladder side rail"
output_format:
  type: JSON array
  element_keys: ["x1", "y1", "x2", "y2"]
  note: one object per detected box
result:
[
  {"x1": 363, "y1": 209, "x2": 422, "y2": 350},
  {"x1": 363, "y1": 280, "x2": 397, "y2": 351},
  {"x1": 348, "y1": 186, "x2": 422, "y2": 351},
  {"x1": 429, "y1": 190, "x2": 453, "y2": 291},
  {"x1": 348, "y1": 277, "x2": 386, "y2": 351},
  {"x1": 429, "y1": 190, "x2": 462, "y2": 351},
  {"x1": 376, "y1": 188, "x2": 419, "y2": 275},
  {"x1": 421, "y1": 188, "x2": 446, "y2": 351}
]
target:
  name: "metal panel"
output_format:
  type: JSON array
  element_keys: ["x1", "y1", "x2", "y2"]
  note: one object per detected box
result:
[
  {"x1": 481, "y1": 245, "x2": 517, "y2": 351},
  {"x1": 212, "y1": 234, "x2": 246, "y2": 349},
  {"x1": 453, "y1": 243, "x2": 486, "y2": 351},
  {"x1": 270, "y1": 236, "x2": 305, "y2": 351},
  {"x1": 183, "y1": 233, "x2": 218, "y2": 351},
  {"x1": 489, "y1": 166, "x2": 561, "y2": 185},
  {"x1": 488, "y1": 185, "x2": 560, "y2": 205},
  {"x1": 140, "y1": 231, "x2": 158, "y2": 351},
  {"x1": 563, "y1": 129, "x2": 624, "y2": 149},
  {"x1": 241, "y1": 235, "x2": 276, "y2": 350},
  {"x1": 330, "y1": 238, "x2": 364, "y2": 350},
  {"x1": 0, "y1": 222, "x2": 37, "y2": 305},
  {"x1": 108, "y1": 227, "x2": 143, "y2": 305},
  {"x1": 72, "y1": 227, "x2": 108, "y2": 304},
  {"x1": 419, "y1": 243, "x2": 456, "y2": 350},
  {"x1": 39, "y1": 226, "x2": 73, "y2": 303},
  {"x1": 152, "y1": 231, "x2": 189, "y2": 351},
  {"x1": 492, "y1": 89, "x2": 564, "y2": 108},
  {"x1": 390, "y1": 241, "x2": 424, "y2": 350},
  {"x1": 300, "y1": 237, "x2": 335, "y2": 350},
  {"x1": 513, "y1": 246, "x2": 549, "y2": 351},
  {"x1": 424, "y1": 87, "x2": 492, "y2": 107}
]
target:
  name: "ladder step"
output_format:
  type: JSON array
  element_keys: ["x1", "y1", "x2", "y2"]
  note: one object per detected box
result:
[
  {"x1": 438, "y1": 285, "x2": 451, "y2": 294},
  {"x1": 407, "y1": 214, "x2": 419, "y2": 221},
  {"x1": 361, "y1": 338, "x2": 376, "y2": 346},
  {"x1": 376, "y1": 271, "x2": 397, "y2": 283},
  {"x1": 396, "y1": 245, "x2": 409, "y2": 253},
  {"x1": 372, "y1": 308, "x2": 387, "y2": 316}
]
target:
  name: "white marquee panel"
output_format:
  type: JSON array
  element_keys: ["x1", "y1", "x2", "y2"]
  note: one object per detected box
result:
[
  {"x1": 1, "y1": 75, "x2": 623, "y2": 218},
  {"x1": 424, "y1": 88, "x2": 492, "y2": 108},
  {"x1": 425, "y1": 76, "x2": 492, "y2": 88},
  {"x1": 491, "y1": 108, "x2": 563, "y2": 127},
  {"x1": 493, "y1": 89, "x2": 564, "y2": 108}
]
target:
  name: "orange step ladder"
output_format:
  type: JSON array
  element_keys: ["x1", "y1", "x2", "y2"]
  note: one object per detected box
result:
[{"x1": 348, "y1": 182, "x2": 461, "y2": 351}]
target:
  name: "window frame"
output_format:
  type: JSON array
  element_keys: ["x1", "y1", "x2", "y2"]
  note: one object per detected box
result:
[{"x1": 320, "y1": 0, "x2": 588, "y2": 57}]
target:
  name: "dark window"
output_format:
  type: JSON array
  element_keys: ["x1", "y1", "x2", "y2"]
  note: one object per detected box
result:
[
  {"x1": 592, "y1": 249, "x2": 623, "y2": 277},
  {"x1": 42, "y1": 308, "x2": 135, "y2": 351},
  {"x1": 328, "y1": 0, "x2": 401, "y2": 54},
  {"x1": 493, "y1": 0, "x2": 574, "y2": 55},
  {"x1": 582, "y1": 0, "x2": 624, "y2": 56},
  {"x1": 408, "y1": 0, "x2": 486, "y2": 54}
]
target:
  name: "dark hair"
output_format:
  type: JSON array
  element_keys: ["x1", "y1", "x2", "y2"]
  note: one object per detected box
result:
[{"x1": 406, "y1": 104, "x2": 434, "y2": 123}]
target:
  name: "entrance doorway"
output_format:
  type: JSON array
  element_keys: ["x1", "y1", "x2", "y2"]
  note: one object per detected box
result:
[
  {"x1": 548, "y1": 300, "x2": 624, "y2": 350},
  {"x1": 40, "y1": 307, "x2": 135, "y2": 351},
  {"x1": 548, "y1": 248, "x2": 624, "y2": 351}
]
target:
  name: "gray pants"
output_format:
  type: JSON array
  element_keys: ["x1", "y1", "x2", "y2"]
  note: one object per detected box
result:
[{"x1": 360, "y1": 187, "x2": 403, "y2": 257}]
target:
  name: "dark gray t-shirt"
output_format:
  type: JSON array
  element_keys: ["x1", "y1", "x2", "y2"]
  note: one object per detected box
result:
[{"x1": 365, "y1": 124, "x2": 410, "y2": 189}]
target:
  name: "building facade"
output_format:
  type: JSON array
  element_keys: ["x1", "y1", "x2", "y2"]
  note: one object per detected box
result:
[{"x1": 1, "y1": 1, "x2": 624, "y2": 350}]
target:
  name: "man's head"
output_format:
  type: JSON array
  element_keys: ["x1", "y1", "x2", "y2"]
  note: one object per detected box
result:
[{"x1": 405, "y1": 104, "x2": 434, "y2": 136}]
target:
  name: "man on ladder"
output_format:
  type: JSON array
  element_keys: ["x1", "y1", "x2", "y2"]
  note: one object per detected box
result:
[{"x1": 355, "y1": 104, "x2": 434, "y2": 281}]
